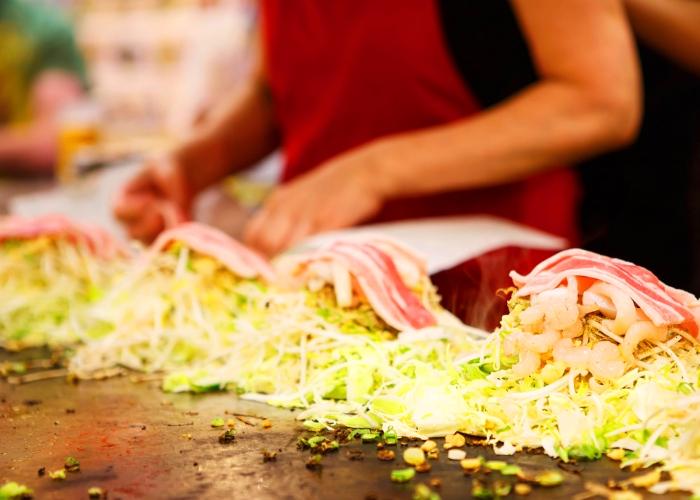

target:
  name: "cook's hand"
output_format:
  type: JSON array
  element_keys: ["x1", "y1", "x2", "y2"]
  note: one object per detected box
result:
[
  {"x1": 244, "y1": 145, "x2": 387, "y2": 256},
  {"x1": 113, "y1": 155, "x2": 192, "y2": 242}
]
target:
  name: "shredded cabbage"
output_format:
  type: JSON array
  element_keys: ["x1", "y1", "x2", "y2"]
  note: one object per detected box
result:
[
  {"x1": 0, "y1": 238, "x2": 122, "y2": 350},
  {"x1": 160, "y1": 291, "x2": 700, "y2": 494},
  {"x1": 4, "y1": 241, "x2": 700, "y2": 495}
]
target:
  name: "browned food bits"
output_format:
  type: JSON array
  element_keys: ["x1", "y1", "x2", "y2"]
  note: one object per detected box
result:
[
  {"x1": 443, "y1": 433, "x2": 466, "y2": 450},
  {"x1": 415, "y1": 461, "x2": 432, "y2": 473}
]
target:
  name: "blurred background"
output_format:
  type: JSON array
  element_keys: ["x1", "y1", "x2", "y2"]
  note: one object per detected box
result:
[
  {"x1": 0, "y1": 0, "x2": 272, "y2": 235},
  {"x1": 26, "y1": 0, "x2": 254, "y2": 151}
]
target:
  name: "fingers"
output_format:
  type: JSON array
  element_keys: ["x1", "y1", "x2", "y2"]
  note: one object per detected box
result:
[
  {"x1": 151, "y1": 157, "x2": 192, "y2": 214},
  {"x1": 113, "y1": 169, "x2": 155, "y2": 223},
  {"x1": 128, "y1": 207, "x2": 165, "y2": 243},
  {"x1": 244, "y1": 207, "x2": 294, "y2": 257},
  {"x1": 156, "y1": 200, "x2": 189, "y2": 230},
  {"x1": 113, "y1": 156, "x2": 192, "y2": 240},
  {"x1": 113, "y1": 190, "x2": 151, "y2": 224},
  {"x1": 114, "y1": 191, "x2": 164, "y2": 242},
  {"x1": 244, "y1": 194, "x2": 312, "y2": 256}
]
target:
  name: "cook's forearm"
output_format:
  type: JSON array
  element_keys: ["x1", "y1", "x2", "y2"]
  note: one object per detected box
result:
[
  {"x1": 174, "y1": 25, "x2": 279, "y2": 194},
  {"x1": 374, "y1": 79, "x2": 641, "y2": 198},
  {"x1": 625, "y1": 0, "x2": 700, "y2": 76},
  {"x1": 173, "y1": 77, "x2": 279, "y2": 194}
]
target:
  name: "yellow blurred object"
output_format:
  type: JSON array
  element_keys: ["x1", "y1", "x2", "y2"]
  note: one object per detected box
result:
[
  {"x1": 57, "y1": 124, "x2": 100, "y2": 183},
  {"x1": 56, "y1": 100, "x2": 102, "y2": 183}
]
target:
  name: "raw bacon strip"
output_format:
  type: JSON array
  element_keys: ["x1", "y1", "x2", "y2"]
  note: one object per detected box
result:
[
  {"x1": 279, "y1": 239, "x2": 436, "y2": 331},
  {"x1": 0, "y1": 214, "x2": 127, "y2": 259},
  {"x1": 510, "y1": 249, "x2": 699, "y2": 336},
  {"x1": 149, "y1": 222, "x2": 274, "y2": 281},
  {"x1": 343, "y1": 235, "x2": 428, "y2": 288}
]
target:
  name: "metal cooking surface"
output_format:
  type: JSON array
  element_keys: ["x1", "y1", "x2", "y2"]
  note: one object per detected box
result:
[{"x1": 0, "y1": 350, "x2": 683, "y2": 499}]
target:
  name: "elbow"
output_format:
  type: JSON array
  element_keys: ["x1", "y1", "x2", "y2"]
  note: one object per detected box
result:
[{"x1": 586, "y1": 87, "x2": 643, "y2": 151}]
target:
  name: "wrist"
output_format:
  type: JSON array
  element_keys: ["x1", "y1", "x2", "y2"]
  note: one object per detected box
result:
[
  {"x1": 363, "y1": 138, "x2": 402, "y2": 200},
  {"x1": 172, "y1": 130, "x2": 223, "y2": 195}
]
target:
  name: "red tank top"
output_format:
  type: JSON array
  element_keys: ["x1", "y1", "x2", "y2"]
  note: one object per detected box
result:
[{"x1": 261, "y1": 0, "x2": 579, "y2": 242}]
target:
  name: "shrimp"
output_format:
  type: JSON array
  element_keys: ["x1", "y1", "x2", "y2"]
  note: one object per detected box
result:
[
  {"x1": 519, "y1": 305, "x2": 544, "y2": 332},
  {"x1": 553, "y1": 338, "x2": 591, "y2": 369},
  {"x1": 589, "y1": 341, "x2": 625, "y2": 380},
  {"x1": 622, "y1": 321, "x2": 668, "y2": 362},
  {"x1": 518, "y1": 330, "x2": 561, "y2": 354},
  {"x1": 582, "y1": 283, "x2": 637, "y2": 336},
  {"x1": 532, "y1": 278, "x2": 579, "y2": 330},
  {"x1": 513, "y1": 350, "x2": 541, "y2": 378},
  {"x1": 561, "y1": 318, "x2": 584, "y2": 339},
  {"x1": 503, "y1": 332, "x2": 520, "y2": 357}
]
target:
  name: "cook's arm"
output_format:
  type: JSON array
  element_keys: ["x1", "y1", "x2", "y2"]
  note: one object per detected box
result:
[
  {"x1": 624, "y1": 0, "x2": 700, "y2": 76},
  {"x1": 369, "y1": 0, "x2": 642, "y2": 199}
]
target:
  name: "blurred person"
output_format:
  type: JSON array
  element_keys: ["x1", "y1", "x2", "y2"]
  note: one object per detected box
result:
[
  {"x1": 115, "y1": 0, "x2": 641, "y2": 256},
  {"x1": 168, "y1": 0, "x2": 255, "y2": 135},
  {"x1": 0, "y1": 0, "x2": 86, "y2": 175}
]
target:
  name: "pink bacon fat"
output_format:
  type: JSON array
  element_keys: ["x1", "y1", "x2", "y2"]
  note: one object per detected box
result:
[
  {"x1": 510, "y1": 248, "x2": 700, "y2": 336},
  {"x1": 279, "y1": 238, "x2": 437, "y2": 332},
  {"x1": 0, "y1": 214, "x2": 127, "y2": 260},
  {"x1": 149, "y1": 222, "x2": 275, "y2": 281}
]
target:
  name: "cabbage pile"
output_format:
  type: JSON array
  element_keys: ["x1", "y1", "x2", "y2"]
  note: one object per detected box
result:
[
  {"x1": 3, "y1": 220, "x2": 700, "y2": 496},
  {"x1": 0, "y1": 237, "x2": 123, "y2": 350}
]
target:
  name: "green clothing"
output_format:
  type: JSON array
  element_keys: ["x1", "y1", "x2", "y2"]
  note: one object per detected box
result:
[{"x1": 0, "y1": 0, "x2": 86, "y2": 124}]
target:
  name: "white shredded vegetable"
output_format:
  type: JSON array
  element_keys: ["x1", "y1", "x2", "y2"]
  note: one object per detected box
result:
[{"x1": 4, "y1": 238, "x2": 700, "y2": 496}]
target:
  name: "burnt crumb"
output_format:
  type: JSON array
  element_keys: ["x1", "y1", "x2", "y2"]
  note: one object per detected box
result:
[
  {"x1": 306, "y1": 454, "x2": 322, "y2": 471},
  {"x1": 22, "y1": 399, "x2": 41, "y2": 406},
  {"x1": 465, "y1": 435, "x2": 488, "y2": 446},
  {"x1": 364, "y1": 494, "x2": 378, "y2": 500},
  {"x1": 141, "y1": 425, "x2": 146, "y2": 431},
  {"x1": 429, "y1": 478, "x2": 442, "y2": 489},
  {"x1": 37, "y1": 467, "x2": 46, "y2": 477},
  {"x1": 333, "y1": 427, "x2": 351, "y2": 442},
  {"x1": 262, "y1": 450, "x2": 277, "y2": 463},
  {"x1": 65, "y1": 408, "x2": 76, "y2": 414},
  {"x1": 415, "y1": 461, "x2": 431, "y2": 473},
  {"x1": 218, "y1": 429, "x2": 236, "y2": 444},
  {"x1": 346, "y1": 450, "x2": 364, "y2": 461},
  {"x1": 88, "y1": 487, "x2": 107, "y2": 499},
  {"x1": 193, "y1": 462, "x2": 198, "y2": 467},
  {"x1": 65, "y1": 456, "x2": 80, "y2": 472}
]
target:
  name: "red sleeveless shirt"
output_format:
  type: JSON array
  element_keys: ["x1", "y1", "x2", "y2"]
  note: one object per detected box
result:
[{"x1": 261, "y1": 0, "x2": 579, "y2": 242}]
